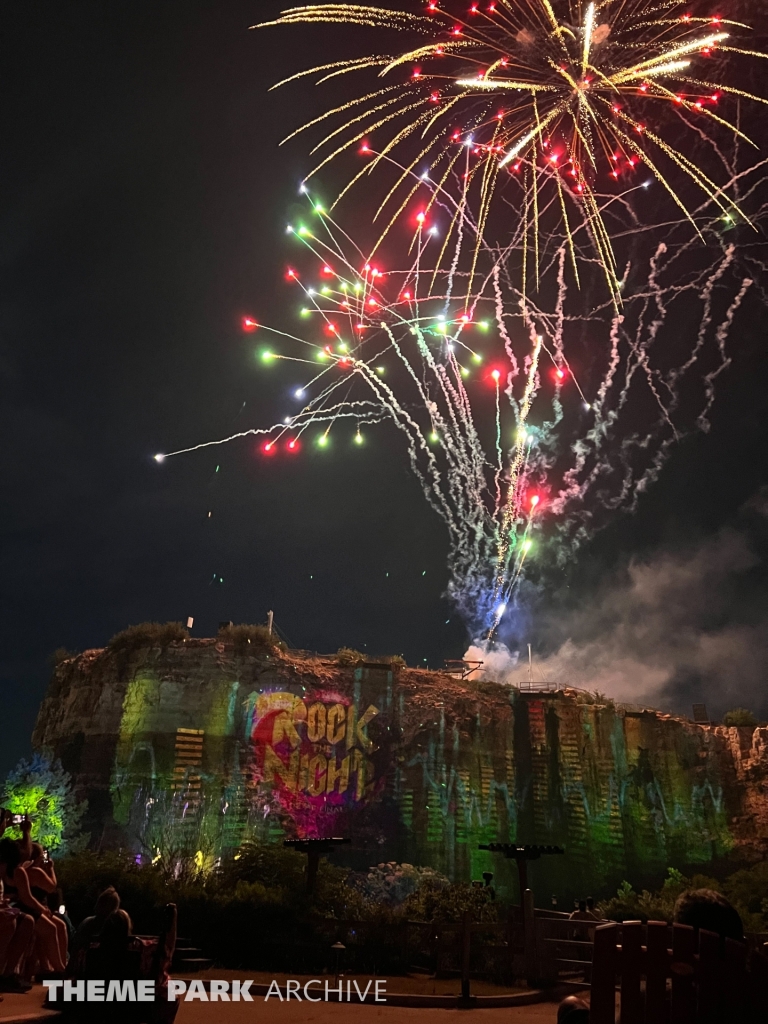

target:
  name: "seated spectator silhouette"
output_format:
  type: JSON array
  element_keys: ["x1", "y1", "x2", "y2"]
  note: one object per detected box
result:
[
  {"x1": 558, "y1": 994, "x2": 590, "y2": 1023},
  {"x1": 70, "y1": 886, "x2": 120, "y2": 961},
  {"x1": 53, "y1": 903, "x2": 178, "y2": 1023},
  {"x1": 673, "y1": 888, "x2": 744, "y2": 942}
]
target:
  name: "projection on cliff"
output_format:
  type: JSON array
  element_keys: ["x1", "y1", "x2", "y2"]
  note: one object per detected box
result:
[{"x1": 34, "y1": 639, "x2": 764, "y2": 898}]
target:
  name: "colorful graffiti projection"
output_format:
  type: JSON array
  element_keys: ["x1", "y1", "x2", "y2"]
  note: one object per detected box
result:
[
  {"x1": 251, "y1": 690, "x2": 381, "y2": 802},
  {"x1": 34, "y1": 643, "x2": 768, "y2": 896}
]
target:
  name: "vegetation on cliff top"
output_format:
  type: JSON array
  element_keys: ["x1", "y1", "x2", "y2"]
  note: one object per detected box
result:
[
  {"x1": 336, "y1": 647, "x2": 406, "y2": 667},
  {"x1": 49, "y1": 647, "x2": 78, "y2": 666},
  {"x1": 108, "y1": 621, "x2": 190, "y2": 653},
  {"x1": 723, "y1": 707, "x2": 758, "y2": 727},
  {"x1": 217, "y1": 623, "x2": 286, "y2": 653}
]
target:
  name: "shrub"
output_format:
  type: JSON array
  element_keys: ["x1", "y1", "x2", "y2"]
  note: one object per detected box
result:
[
  {"x1": 598, "y1": 869, "x2": 702, "y2": 923},
  {"x1": 57, "y1": 852, "x2": 170, "y2": 932},
  {"x1": 723, "y1": 707, "x2": 758, "y2": 727},
  {"x1": 599, "y1": 865, "x2": 768, "y2": 933},
  {"x1": 56, "y1": 846, "x2": 392, "y2": 971},
  {"x1": 218, "y1": 840, "x2": 307, "y2": 891},
  {"x1": 2, "y1": 753, "x2": 88, "y2": 854},
  {"x1": 403, "y1": 879, "x2": 497, "y2": 923},
  {"x1": 108, "y1": 622, "x2": 189, "y2": 653},
  {"x1": 356, "y1": 862, "x2": 449, "y2": 905},
  {"x1": 217, "y1": 623, "x2": 285, "y2": 653},
  {"x1": 722, "y1": 860, "x2": 768, "y2": 928}
]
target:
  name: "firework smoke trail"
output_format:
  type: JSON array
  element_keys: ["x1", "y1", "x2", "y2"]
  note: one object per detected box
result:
[{"x1": 157, "y1": 151, "x2": 768, "y2": 640}]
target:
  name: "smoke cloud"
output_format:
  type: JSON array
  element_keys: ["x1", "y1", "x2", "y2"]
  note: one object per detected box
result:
[{"x1": 467, "y1": 490, "x2": 768, "y2": 719}]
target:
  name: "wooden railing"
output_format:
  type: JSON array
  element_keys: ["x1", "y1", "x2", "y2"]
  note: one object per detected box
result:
[
  {"x1": 587, "y1": 921, "x2": 768, "y2": 1024},
  {"x1": 535, "y1": 914, "x2": 601, "y2": 984}
]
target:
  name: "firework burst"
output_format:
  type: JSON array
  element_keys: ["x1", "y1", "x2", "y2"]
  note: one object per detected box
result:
[{"x1": 257, "y1": 2, "x2": 766, "y2": 299}]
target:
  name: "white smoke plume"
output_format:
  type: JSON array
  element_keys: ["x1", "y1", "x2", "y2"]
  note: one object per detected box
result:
[{"x1": 466, "y1": 490, "x2": 768, "y2": 718}]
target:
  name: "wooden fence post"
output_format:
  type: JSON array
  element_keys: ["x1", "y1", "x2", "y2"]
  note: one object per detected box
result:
[
  {"x1": 523, "y1": 888, "x2": 537, "y2": 985},
  {"x1": 458, "y1": 911, "x2": 473, "y2": 1007},
  {"x1": 644, "y1": 921, "x2": 668, "y2": 1021},
  {"x1": 619, "y1": 921, "x2": 643, "y2": 1024},
  {"x1": 671, "y1": 922, "x2": 696, "y2": 1024},
  {"x1": 590, "y1": 923, "x2": 618, "y2": 1024}
]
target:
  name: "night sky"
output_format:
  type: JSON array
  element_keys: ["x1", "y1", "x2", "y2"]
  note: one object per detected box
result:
[{"x1": 2, "y1": 1, "x2": 768, "y2": 779}]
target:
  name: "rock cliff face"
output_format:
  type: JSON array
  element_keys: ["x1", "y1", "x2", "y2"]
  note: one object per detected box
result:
[{"x1": 33, "y1": 639, "x2": 768, "y2": 898}]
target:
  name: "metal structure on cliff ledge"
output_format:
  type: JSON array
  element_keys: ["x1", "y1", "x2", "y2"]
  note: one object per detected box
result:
[{"x1": 33, "y1": 637, "x2": 768, "y2": 899}]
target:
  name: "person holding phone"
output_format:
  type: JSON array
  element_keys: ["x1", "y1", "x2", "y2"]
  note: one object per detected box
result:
[
  {"x1": 0, "y1": 839, "x2": 66, "y2": 974},
  {"x1": 25, "y1": 844, "x2": 68, "y2": 970}
]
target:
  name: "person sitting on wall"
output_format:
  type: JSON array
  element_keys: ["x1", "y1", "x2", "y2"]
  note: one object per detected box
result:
[
  {"x1": 25, "y1": 843, "x2": 58, "y2": 897},
  {"x1": 23, "y1": 843, "x2": 68, "y2": 971},
  {"x1": 0, "y1": 838, "x2": 66, "y2": 975},
  {"x1": 2, "y1": 814, "x2": 33, "y2": 864},
  {"x1": 70, "y1": 886, "x2": 120, "y2": 961},
  {"x1": 48, "y1": 888, "x2": 74, "y2": 946},
  {"x1": 0, "y1": 895, "x2": 34, "y2": 993},
  {"x1": 0, "y1": 823, "x2": 34, "y2": 992},
  {"x1": 0, "y1": 810, "x2": 34, "y2": 992}
]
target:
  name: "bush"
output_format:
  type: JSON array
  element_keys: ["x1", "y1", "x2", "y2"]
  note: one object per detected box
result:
[
  {"x1": 723, "y1": 707, "x2": 758, "y2": 727},
  {"x1": 598, "y1": 865, "x2": 768, "y2": 933},
  {"x1": 2, "y1": 753, "x2": 88, "y2": 855},
  {"x1": 403, "y1": 879, "x2": 497, "y2": 923},
  {"x1": 356, "y1": 862, "x2": 449, "y2": 905},
  {"x1": 217, "y1": 623, "x2": 285, "y2": 653},
  {"x1": 56, "y1": 846, "x2": 399, "y2": 971},
  {"x1": 722, "y1": 861, "x2": 768, "y2": 930},
  {"x1": 598, "y1": 869, "x2": 720, "y2": 924},
  {"x1": 55, "y1": 848, "x2": 506, "y2": 972},
  {"x1": 108, "y1": 622, "x2": 189, "y2": 653}
]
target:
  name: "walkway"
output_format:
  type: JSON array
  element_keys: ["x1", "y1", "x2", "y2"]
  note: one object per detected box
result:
[{"x1": 0, "y1": 985, "x2": 585, "y2": 1024}]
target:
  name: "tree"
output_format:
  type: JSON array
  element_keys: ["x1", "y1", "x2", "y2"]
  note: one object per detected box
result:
[
  {"x1": 723, "y1": 708, "x2": 758, "y2": 728},
  {"x1": 2, "y1": 753, "x2": 88, "y2": 854}
]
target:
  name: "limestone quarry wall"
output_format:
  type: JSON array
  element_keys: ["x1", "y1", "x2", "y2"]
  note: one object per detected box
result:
[{"x1": 33, "y1": 639, "x2": 768, "y2": 899}]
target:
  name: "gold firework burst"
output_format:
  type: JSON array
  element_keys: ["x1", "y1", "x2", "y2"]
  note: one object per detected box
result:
[{"x1": 257, "y1": 2, "x2": 766, "y2": 300}]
